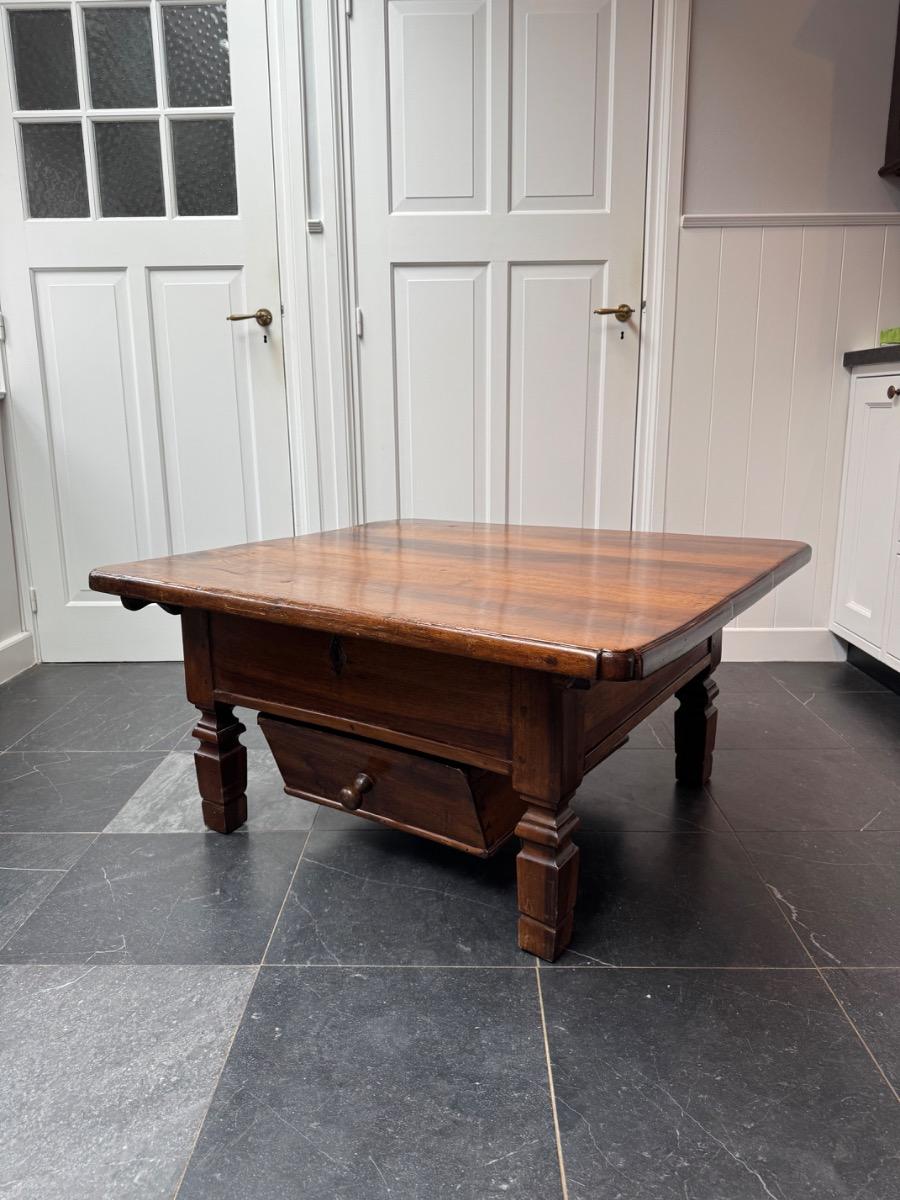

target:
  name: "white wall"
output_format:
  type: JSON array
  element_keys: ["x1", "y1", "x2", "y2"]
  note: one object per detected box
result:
[
  {"x1": 666, "y1": 223, "x2": 900, "y2": 659},
  {"x1": 684, "y1": 0, "x2": 900, "y2": 217},
  {"x1": 663, "y1": 0, "x2": 900, "y2": 660}
]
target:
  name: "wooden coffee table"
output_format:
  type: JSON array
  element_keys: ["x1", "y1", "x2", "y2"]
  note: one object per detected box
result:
[{"x1": 90, "y1": 521, "x2": 809, "y2": 961}]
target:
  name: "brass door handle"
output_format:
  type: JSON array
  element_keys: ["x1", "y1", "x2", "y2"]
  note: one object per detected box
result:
[
  {"x1": 226, "y1": 307, "x2": 273, "y2": 327},
  {"x1": 888, "y1": 385, "x2": 899, "y2": 399},
  {"x1": 593, "y1": 303, "x2": 634, "y2": 323},
  {"x1": 339, "y1": 772, "x2": 374, "y2": 811}
]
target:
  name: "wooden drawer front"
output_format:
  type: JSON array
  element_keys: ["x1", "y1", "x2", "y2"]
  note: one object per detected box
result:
[
  {"x1": 211, "y1": 614, "x2": 512, "y2": 768},
  {"x1": 259, "y1": 716, "x2": 523, "y2": 857}
]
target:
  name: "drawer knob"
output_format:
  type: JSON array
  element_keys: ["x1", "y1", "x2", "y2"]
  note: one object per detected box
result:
[{"x1": 339, "y1": 772, "x2": 374, "y2": 810}]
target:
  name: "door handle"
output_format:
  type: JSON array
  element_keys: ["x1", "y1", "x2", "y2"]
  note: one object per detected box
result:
[
  {"x1": 226, "y1": 307, "x2": 273, "y2": 327},
  {"x1": 593, "y1": 303, "x2": 634, "y2": 323}
]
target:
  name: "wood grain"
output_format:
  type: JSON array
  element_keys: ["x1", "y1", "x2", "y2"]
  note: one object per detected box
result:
[{"x1": 90, "y1": 520, "x2": 809, "y2": 680}]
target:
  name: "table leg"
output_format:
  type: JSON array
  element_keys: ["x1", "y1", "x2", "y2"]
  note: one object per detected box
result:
[
  {"x1": 515, "y1": 802, "x2": 580, "y2": 961},
  {"x1": 192, "y1": 703, "x2": 248, "y2": 833},
  {"x1": 674, "y1": 667, "x2": 719, "y2": 786}
]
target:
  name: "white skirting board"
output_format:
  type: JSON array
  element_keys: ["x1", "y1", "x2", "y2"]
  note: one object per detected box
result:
[
  {"x1": 722, "y1": 627, "x2": 847, "y2": 663},
  {"x1": 0, "y1": 629, "x2": 36, "y2": 685}
]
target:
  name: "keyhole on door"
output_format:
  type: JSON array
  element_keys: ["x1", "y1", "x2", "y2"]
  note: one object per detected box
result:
[
  {"x1": 263, "y1": 334, "x2": 268, "y2": 343},
  {"x1": 619, "y1": 330, "x2": 624, "y2": 340}
]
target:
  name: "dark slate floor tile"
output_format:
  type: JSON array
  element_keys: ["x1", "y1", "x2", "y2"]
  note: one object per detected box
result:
[
  {"x1": 802, "y1": 690, "x2": 900, "y2": 751},
  {"x1": 861, "y1": 741, "x2": 900, "y2": 793},
  {"x1": 574, "y1": 748, "x2": 730, "y2": 832},
  {"x1": 556, "y1": 831, "x2": 807, "y2": 967},
  {"x1": 826, "y1": 969, "x2": 900, "y2": 1092},
  {"x1": 706, "y1": 747, "x2": 900, "y2": 831},
  {"x1": 0, "y1": 964, "x2": 255, "y2": 1200},
  {"x1": 73, "y1": 661, "x2": 186, "y2": 694},
  {"x1": 0, "y1": 832, "x2": 306, "y2": 965},
  {"x1": 714, "y1": 689, "x2": 847, "y2": 750},
  {"x1": 15, "y1": 677, "x2": 197, "y2": 753},
  {"x1": 0, "y1": 687, "x2": 83, "y2": 753},
  {"x1": 0, "y1": 831, "x2": 96, "y2": 870},
  {"x1": 541, "y1": 968, "x2": 900, "y2": 1200},
  {"x1": 4, "y1": 661, "x2": 183, "y2": 700},
  {"x1": 624, "y1": 714, "x2": 672, "y2": 748},
  {"x1": 1, "y1": 662, "x2": 92, "y2": 702},
  {"x1": 106, "y1": 750, "x2": 314, "y2": 833},
  {"x1": 267, "y1": 828, "x2": 521, "y2": 965},
  {"x1": 0, "y1": 751, "x2": 165, "y2": 832},
  {"x1": 178, "y1": 967, "x2": 561, "y2": 1200},
  {"x1": 0, "y1": 870, "x2": 64, "y2": 949},
  {"x1": 0, "y1": 664, "x2": 180, "y2": 751},
  {"x1": 741, "y1": 832, "x2": 900, "y2": 966},
  {"x1": 717, "y1": 662, "x2": 793, "y2": 694},
  {"x1": 768, "y1": 660, "x2": 889, "y2": 701}
]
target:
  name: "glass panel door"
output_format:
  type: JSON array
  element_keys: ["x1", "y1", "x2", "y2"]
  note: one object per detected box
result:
[{"x1": 6, "y1": 0, "x2": 239, "y2": 219}]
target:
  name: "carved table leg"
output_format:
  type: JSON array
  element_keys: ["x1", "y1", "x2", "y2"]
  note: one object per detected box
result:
[
  {"x1": 674, "y1": 669, "x2": 719, "y2": 786},
  {"x1": 192, "y1": 703, "x2": 248, "y2": 833},
  {"x1": 515, "y1": 802, "x2": 580, "y2": 961}
]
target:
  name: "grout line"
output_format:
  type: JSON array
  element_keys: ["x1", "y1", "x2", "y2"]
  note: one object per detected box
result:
[
  {"x1": 259, "y1": 826, "x2": 314, "y2": 966},
  {"x1": 172, "y1": 828, "x2": 315, "y2": 1197},
  {"x1": 257, "y1": 962, "x2": 832, "y2": 971},
  {"x1": 0, "y1": 866, "x2": 69, "y2": 873},
  {"x1": 171, "y1": 963, "x2": 261, "y2": 1200},
  {"x1": 535, "y1": 963, "x2": 569, "y2": 1200},
  {"x1": 814, "y1": 970, "x2": 900, "y2": 1105}
]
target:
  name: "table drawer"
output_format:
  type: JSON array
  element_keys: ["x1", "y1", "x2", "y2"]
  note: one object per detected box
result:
[
  {"x1": 209, "y1": 613, "x2": 512, "y2": 769},
  {"x1": 259, "y1": 715, "x2": 523, "y2": 857}
]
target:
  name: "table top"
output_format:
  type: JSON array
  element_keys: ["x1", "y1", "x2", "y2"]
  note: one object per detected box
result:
[{"x1": 90, "y1": 521, "x2": 810, "y2": 680}]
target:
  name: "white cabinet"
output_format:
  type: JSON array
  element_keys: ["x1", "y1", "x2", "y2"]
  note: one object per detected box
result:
[{"x1": 831, "y1": 366, "x2": 900, "y2": 666}]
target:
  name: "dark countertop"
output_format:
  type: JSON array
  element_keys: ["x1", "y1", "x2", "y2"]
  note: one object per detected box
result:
[{"x1": 843, "y1": 346, "x2": 900, "y2": 368}]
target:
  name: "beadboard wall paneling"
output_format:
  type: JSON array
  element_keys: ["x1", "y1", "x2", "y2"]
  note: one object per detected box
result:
[{"x1": 665, "y1": 223, "x2": 900, "y2": 656}]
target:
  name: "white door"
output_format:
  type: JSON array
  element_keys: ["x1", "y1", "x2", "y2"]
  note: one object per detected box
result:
[
  {"x1": 833, "y1": 373, "x2": 900, "y2": 652},
  {"x1": 348, "y1": 0, "x2": 652, "y2": 527},
  {"x1": 0, "y1": 0, "x2": 292, "y2": 661}
]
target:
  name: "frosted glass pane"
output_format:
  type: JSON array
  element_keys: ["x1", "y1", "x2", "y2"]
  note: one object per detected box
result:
[
  {"x1": 163, "y1": 5, "x2": 231, "y2": 107},
  {"x1": 172, "y1": 119, "x2": 236, "y2": 215},
  {"x1": 84, "y1": 7, "x2": 157, "y2": 108},
  {"x1": 9, "y1": 10, "x2": 79, "y2": 110},
  {"x1": 95, "y1": 121, "x2": 164, "y2": 217},
  {"x1": 21, "y1": 123, "x2": 89, "y2": 218}
]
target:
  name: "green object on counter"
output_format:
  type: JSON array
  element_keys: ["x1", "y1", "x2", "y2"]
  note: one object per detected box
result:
[{"x1": 879, "y1": 326, "x2": 900, "y2": 344}]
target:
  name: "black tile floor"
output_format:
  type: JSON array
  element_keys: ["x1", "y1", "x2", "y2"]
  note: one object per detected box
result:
[{"x1": 0, "y1": 659, "x2": 898, "y2": 1198}]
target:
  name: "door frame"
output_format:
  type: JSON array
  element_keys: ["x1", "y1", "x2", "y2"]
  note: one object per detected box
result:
[
  {"x1": 632, "y1": 0, "x2": 692, "y2": 532},
  {"x1": 283, "y1": 0, "x2": 694, "y2": 533}
]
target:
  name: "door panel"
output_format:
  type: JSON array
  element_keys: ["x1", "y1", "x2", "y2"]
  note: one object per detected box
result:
[
  {"x1": 0, "y1": 0, "x2": 292, "y2": 660},
  {"x1": 388, "y1": 0, "x2": 487, "y2": 212},
  {"x1": 34, "y1": 269, "x2": 144, "y2": 603},
  {"x1": 350, "y1": 0, "x2": 651, "y2": 529},
  {"x1": 394, "y1": 264, "x2": 489, "y2": 520},
  {"x1": 149, "y1": 267, "x2": 265, "y2": 554},
  {"x1": 510, "y1": 0, "x2": 611, "y2": 211},
  {"x1": 508, "y1": 263, "x2": 604, "y2": 527}
]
